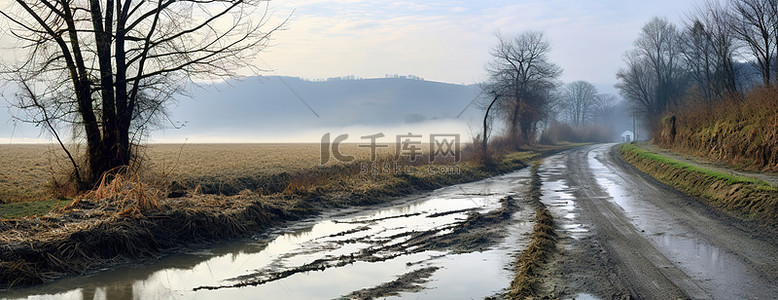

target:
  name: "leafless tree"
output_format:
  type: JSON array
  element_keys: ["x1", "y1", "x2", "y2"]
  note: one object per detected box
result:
[
  {"x1": 0, "y1": 1, "x2": 284, "y2": 188},
  {"x1": 728, "y1": 0, "x2": 777, "y2": 86},
  {"x1": 483, "y1": 31, "x2": 562, "y2": 146},
  {"x1": 560, "y1": 81, "x2": 598, "y2": 127},
  {"x1": 591, "y1": 94, "x2": 619, "y2": 122},
  {"x1": 617, "y1": 17, "x2": 686, "y2": 125},
  {"x1": 682, "y1": 1, "x2": 740, "y2": 100}
]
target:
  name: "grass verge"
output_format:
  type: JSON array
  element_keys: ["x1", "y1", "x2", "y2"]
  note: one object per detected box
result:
[
  {"x1": 0, "y1": 143, "x2": 582, "y2": 289},
  {"x1": 509, "y1": 162, "x2": 557, "y2": 299},
  {"x1": 0, "y1": 199, "x2": 73, "y2": 219},
  {"x1": 619, "y1": 143, "x2": 778, "y2": 230}
]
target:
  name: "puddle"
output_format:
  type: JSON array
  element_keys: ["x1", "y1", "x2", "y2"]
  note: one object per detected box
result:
[
  {"x1": 538, "y1": 154, "x2": 590, "y2": 240},
  {"x1": 572, "y1": 293, "x2": 600, "y2": 300},
  {"x1": 650, "y1": 234, "x2": 770, "y2": 300},
  {"x1": 5, "y1": 170, "x2": 535, "y2": 299}
]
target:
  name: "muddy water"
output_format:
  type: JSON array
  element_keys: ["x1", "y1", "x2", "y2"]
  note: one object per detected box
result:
[{"x1": 6, "y1": 169, "x2": 534, "y2": 300}]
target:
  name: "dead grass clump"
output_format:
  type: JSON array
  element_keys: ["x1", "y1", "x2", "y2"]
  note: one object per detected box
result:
[
  {"x1": 63, "y1": 172, "x2": 161, "y2": 216},
  {"x1": 510, "y1": 163, "x2": 558, "y2": 299}
]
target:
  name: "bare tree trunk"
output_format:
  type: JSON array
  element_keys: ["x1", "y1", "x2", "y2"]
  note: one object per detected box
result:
[{"x1": 482, "y1": 94, "x2": 501, "y2": 163}]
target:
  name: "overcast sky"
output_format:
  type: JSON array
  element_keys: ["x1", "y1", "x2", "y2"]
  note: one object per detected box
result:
[
  {"x1": 261, "y1": 0, "x2": 702, "y2": 92},
  {"x1": 0, "y1": 0, "x2": 704, "y2": 142}
]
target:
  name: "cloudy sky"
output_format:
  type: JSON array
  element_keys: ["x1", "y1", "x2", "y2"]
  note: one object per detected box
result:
[
  {"x1": 261, "y1": 0, "x2": 702, "y2": 92},
  {"x1": 0, "y1": 0, "x2": 704, "y2": 143}
]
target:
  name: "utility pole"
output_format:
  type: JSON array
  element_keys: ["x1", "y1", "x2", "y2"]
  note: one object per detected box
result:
[{"x1": 632, "y1": 113, "x2": 636, "y2": 143}]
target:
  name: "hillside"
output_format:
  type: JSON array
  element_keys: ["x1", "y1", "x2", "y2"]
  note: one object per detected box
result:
[
  {"x1": 656, "y1": 87, "x2": 778, "y2": 172},
  {"x1": 160, "y1": 76, "x2": 482, "y2": 142}
]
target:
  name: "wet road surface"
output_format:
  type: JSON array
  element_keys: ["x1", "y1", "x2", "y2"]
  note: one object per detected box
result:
[{"x1": 541, "y1": 144, "x2": 778, "y2": 299}]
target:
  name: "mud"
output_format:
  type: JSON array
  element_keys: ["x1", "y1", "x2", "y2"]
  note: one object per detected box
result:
[
  {"x1": 194, "y1": 194, "x2": 520, "y2": 291},
  {"x1": 339, "y1": 266, "x2": 440, "y2": 299},
  {"x1": 539, "y1": 144, "x2": 778, "y2": 299},
  {"x1": 509, "y1": 163, "x2": 559, "y2": 299}
]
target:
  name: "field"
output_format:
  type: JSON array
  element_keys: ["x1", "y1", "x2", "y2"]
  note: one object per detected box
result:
[
  {"x1": 0, "y1": 145, "x2": 69, "y2": 204},
  {"x1": 0, "y1": 143, "x2": 463, "y2": 205}
]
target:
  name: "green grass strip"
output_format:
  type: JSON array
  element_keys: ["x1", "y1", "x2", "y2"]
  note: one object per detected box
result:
[
  {"x1": 0, "y1": 199, "x2": 73, "y2": 219},
  {"x1": 619, "y1": 143, "x2": 773, "y2": 190}
]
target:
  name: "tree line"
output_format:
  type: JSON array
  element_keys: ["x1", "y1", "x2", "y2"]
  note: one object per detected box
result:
[
  {"x1": 616, "y1": 0, "x2": 778, "y2": 129},
  {"x1": 479, "y1": 32, "x2": 619, "y2": 158}
]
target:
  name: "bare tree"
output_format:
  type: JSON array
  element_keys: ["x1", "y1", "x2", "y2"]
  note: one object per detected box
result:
[
  {"x1": 0, "y1": 1, "x2": 284, "y2": 187},
  {"x1": 483, "y1": 31, "x2": 562, "y2": 146},
  {"x1": 616, "y1": 51, "x2": 657, "y2": 120},
  {"x1": 728, "y1": 0, "x2": 777, "y2": 86},
  {"x1": 591, "y1": 93, "x2": 619, "y2": 122},
  {"x1": 617, "y1": 17, "x2": 686, "y2": 126},
  {"x1": 560, "y1": 81, "x2": 598, "y2": 127},
  {"x1": 682, "y1": 1, "x2": 740, "y2": 102}
]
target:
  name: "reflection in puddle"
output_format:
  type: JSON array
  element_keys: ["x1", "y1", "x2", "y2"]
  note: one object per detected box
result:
[
  {"x1": 538, "y1": 154, "x2": 590, "y2": 240},
  {"x1": 650, "y1": 234, "x2": 768, "y2": 300},
  {"x1": 6, "y1": 170, "x2": 535, "y2": 299}
]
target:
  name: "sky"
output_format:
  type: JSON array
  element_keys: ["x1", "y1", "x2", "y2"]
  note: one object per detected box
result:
[
  {"x1": 0, "y1": 0, "x2": 704, "y2": 143},
  {"x1": 261, "y1": 0, "x2": 703, "y2": 92}
]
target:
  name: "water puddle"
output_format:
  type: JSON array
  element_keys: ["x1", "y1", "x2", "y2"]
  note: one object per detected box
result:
[
  {"x1": 5, "y1": 170, "x2": 535, "y2": 299},
  {"x1": 538, "y1": 154, "x2": 590, "y2": 240}
]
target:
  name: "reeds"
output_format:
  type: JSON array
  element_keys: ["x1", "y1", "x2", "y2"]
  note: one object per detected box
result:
[{"x1": 64, "y1": 171, "x2": 161, "y2": 216}]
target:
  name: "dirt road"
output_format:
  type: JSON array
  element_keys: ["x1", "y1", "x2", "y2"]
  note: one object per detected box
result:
[{"x1": 540, "y1": 144, "x2": 778, "y2": 299}]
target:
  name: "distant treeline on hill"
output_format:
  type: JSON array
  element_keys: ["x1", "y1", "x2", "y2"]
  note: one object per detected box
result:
[{"x1": 301, "y1": 74, "x2": 426, "y2": 82}]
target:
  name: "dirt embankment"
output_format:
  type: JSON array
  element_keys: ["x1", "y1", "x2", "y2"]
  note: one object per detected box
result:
[
  {"x1": 655, "y1": 87, "x2": 778, "y2": 172},
  {"x1": 619, "y1": 143, "x2": 778, "y2": 233},
  {"x1": 0, "y1": 145, "x2": 582, "y2": 290},
  {"x1": 508, "y1": 162, "x2": 557, "y2": 299}
]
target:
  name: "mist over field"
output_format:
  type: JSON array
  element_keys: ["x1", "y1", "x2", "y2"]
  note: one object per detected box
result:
[
  {"x1": 161, "y1": 76, "x2": 484, "y2": 143},
  {"x1": 2, "y1": 76, "x2": 488, "y2": 143},
  {"x1": 2, "y1": 76, "x2": 635, "y2": 144}
]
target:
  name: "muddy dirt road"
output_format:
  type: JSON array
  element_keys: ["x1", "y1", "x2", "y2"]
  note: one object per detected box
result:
[
  {"x1": 540, "y1": 144, "x2": 778, "y2": 299},
  {"x1": 5, "y1": 144, "x2": 778, "y2": 299}
]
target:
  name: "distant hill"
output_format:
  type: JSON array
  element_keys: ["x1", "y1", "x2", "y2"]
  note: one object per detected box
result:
[
  {"x1": 1, "y1": 76, "x2": 483, "y2": 143},
  {"x1": 158, "y1": 76, "x2": 483, "y2": 142}
]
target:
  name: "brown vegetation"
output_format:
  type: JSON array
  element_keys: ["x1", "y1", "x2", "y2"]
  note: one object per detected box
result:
[
  {"x1": 510, "y1": 162, "x2": 557, "y2": 299},
  {"x1": 540, "y1": 122, "x2": 612, "y2": 145},
  {"x1": 655, "y1": 87, "x2": 778, "y2": 172},
  {"x1": 0, "y1": 144, "x2": 387, "y2": 204},
  {"x1": 0, "y1": 143, "x2": 583, "y2": 288},
  {"x1": 619, "y1": 144, "x2": 778, "y2": 232}
]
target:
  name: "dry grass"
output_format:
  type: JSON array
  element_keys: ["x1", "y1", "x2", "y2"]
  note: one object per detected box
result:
[
  {"x1": 0, "y1": 142, "x2": 581, "y2": 288},
  {"x1": 510, "y1": 162, "x2": 557, "y2": 300},
  {"x1": 0, "y1": 145, "x2": 71, "y2": 204},
  {"x1": 0, "y1": 143, "x2": 405, "y2": 203},
  {"x1": 657, "y1": 87, "x2": 778, "y2": 172}
]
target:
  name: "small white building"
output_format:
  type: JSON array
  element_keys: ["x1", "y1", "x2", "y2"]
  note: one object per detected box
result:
[{"x1": 620, "y1": 130, "x2": 634, "y2": 143}]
